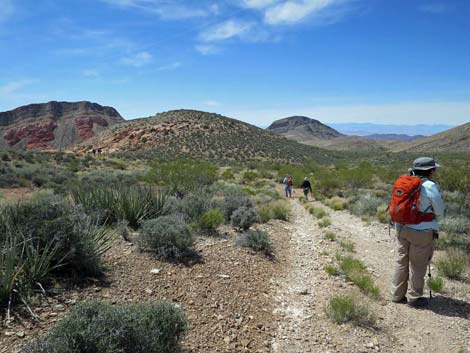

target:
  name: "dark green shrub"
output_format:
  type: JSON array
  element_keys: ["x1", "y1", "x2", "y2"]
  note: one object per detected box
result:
[
  {"x1": 22, "y1": 301, "x2": 188, "y2": 353},
  {"x1": 221, "y1": 195, "x2": 254, "y2": 222},
  {"x1": 324, "y1": 231, "x2": 336, "y2": 241},
  {"x1": 257, "y1": 200, "x2": 290, "y2": 222},
  {"x1": 326, "y1": 293, "x2": 375, "y2": 326},
  {"x1": 221, "y1": 168, "x2": 235, "y2": 180},
  {"x1": 242, "y1": 170, "x2": 258, "y2": 182},
  {"x1": 427, "y1": 275, "x2": 444, "y2": 293},
  {"x1": 139, "y1": 215, "x2": 193, "y2": 260},
  {"x1": 437, "y1": 248, "x2": 468, "y2": 279},
  {"x1": 238, "y1": 229, "x2": 272, "y2": 255},
  {"x1": 318, "y1": 218, "x2": 332, "y2": 228},
  {"x1": 199, "y1": 209, "x2": 224, "y2": 234},
  {"x1": 231, "y1": 206, "x2": 259, "y2": 231}
]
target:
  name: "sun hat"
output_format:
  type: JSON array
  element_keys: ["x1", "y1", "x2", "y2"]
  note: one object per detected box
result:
[{"x1": 410, "y1": 157, "x2": 441, "y2": 171}]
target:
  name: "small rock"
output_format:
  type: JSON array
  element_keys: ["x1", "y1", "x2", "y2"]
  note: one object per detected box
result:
[
  {"x1": 16, "y1": 332, "x2": 25, "y2": 338},
  {"x1": 150, "y1": 268, "x2": 161, "y2": 274}
]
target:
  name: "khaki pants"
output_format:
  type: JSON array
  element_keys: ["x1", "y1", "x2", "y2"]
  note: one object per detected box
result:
[{"x1": 391, "y1": 227, "x2": 434, "y2": 302}]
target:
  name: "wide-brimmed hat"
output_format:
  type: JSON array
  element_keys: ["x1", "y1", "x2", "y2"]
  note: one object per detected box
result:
[{"x1": 410, "y1": 157, "x2": 441, "y2": 170}]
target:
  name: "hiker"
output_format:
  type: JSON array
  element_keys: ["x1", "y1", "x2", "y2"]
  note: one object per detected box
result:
[
  {"x1": 390, "y1": 157, "x2": 445, "y2": 307},
  {"x1": 283, "y1": 175, "x2": 293, "y2": 198},
  {"x1": 301, "y1": 177, "x2": 313, "y2": 200}
]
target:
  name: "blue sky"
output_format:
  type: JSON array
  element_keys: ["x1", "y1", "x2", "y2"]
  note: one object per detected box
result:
[{"x1": 0, "y1": 0, "x2": 469, "y2": 127}]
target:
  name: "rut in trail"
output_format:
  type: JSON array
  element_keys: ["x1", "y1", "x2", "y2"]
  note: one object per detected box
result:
[{"x1": 270, "y1": 198, "x2": 470, "y2": 353}]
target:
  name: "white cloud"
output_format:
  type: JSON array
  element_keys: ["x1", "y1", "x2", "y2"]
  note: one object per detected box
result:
[
  {"x1": 157, "y1": 61, "x2": 181, "y2": 71},
  {"x1": 203, "y1": 100, "x2": 221, "y2": 107},
  {"x1": 264, "y1": 0, "x2": 346, "y2": 25},
  {"x1": 199, "y1": 20, "x2": 253, "y2": 42},
  {"x1": 0, "y1": 80, "x2": 36, "y2": 95},
  {"x1": 242, "y1": 0, "x2": 279, "y2": 9},
  {"x1": 122, "y1": 51, "x2": 152, "y2": 67},
  {"x1": 102, "y1": 0, "x2": 210, "y2": 19},
  {"x1": 195, "y1": 44, "x2": 221, "y2": 55},
  {"x1": 419, "y1": 3, "x2": 449, "y2": 14},
  {"x1": 82, "y1": 69, "x2": 101, "y2": 78},
  {"x1": 0, "y1": 0, "x2": 14, "y2": 22}
]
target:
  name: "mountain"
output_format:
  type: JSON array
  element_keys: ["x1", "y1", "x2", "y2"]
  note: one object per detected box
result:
[
  {"x1": 329, "y1": 122, "x2": 454, "y2": 136},
  {"x1": 77, "y1": 110, "x2": 337, "y2": 163},
  {"x1": 394, "y1": 122, "x2": 470, "y2": 153},
  {"x1": 267, "y1": 116, "x2": 343, "y2": 143},
  {"x1": 0, "y1": 101, "x2": 124, "y2": 150},
  {"x1": 365, "y1": 134, "x2": 425, "y2": 141}
]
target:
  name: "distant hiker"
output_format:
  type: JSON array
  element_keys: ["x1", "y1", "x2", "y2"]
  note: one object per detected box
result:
[
  {"x1": 92, "y1": 148, "x2": 96, "y2": 156},
  {"x1": 283, "y1": 175, "x2": 293, "y2": 198},
  {"x1": 390, "y1": 157, "x2": 445, "y2": 308},
  {"x1": 301, "y1": 177, "x2": 313, "y2": 200}
]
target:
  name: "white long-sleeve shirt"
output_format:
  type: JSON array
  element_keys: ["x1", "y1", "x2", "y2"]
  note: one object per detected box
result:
[{"x1": 406, "y1": 179, "x2": 445, "y2": 231}]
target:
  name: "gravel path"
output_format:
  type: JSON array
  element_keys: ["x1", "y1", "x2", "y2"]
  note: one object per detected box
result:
[{"x1": 271, "y1": 197, "x2": 470, "y2": 353}]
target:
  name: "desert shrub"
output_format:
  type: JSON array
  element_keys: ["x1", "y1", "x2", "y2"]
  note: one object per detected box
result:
[
  {"x1": 71, "y1": 184, "x2": 168, "y2": 229},
  {"x1": 427, "y1": 275, "x2": 445, "y2": 293},
  {"x1": 375, "y1": 205, "x2": 390, "y2": 223},
  {"x1": 231, "y1": 206, "x2": 259, "y2": 231},
  {"x1": 318, "y1": 218, "x2": 332, "y2": 228},
  {"x1": 199, "y1": 209, "x2": 224, "y2": 234},
  {"x1": 325, "y1": 196, "x2": 349, "y2": 210},
  {"x1": 238, "y1": 229, "x2": 272, "y2": 255},
  {"x1": 175, "y1": 192, "x2": 212, "y2": 222},
  {"x1": 326, "y1": 293, "x2": 375, "y2": 326},
  {"x1": 0, "y1": 195, "x2": 113, "y2": 307},
  {"x1": 325, "y1": 265, "x2": 339, "y2": 276},
  {"x1": 257, "y1": 200, "x2": 290, "y2": 223},
  {"x1": 139, "y1": 215, "x2": 193, "y2": 260},
  {"x1": 347, "y1": 271, "x2": 380, "y2": 298},
  {"x1": 310, "y1": 207, "x2": 327, "y2": 219},
  {"x1": 340, "y1": 240, "x2": 355, "y2": 252},
  {"x1": 338, "y1": 254, "x2": 367, "y2": 273},
  {"x1": 436, "y1": 248, "x2": 468, "y2": 279},
  {"x1": 242, "y1": 170, "x2": 258, "y2": 182},
  {"x1": 22, "y1": 301, "x2": 188, "y2": 353},
  {"x1": 324, "y1": 231, "x2": 336, "y2": 241},
  {"x1": 145, "y1": 159, "x2": 218, "y2": 192},
  {"x1": 221, "y1": 168, "x2": 235, "y2": 180},
  {"x1": 349, "y1": 193, "x2": 385, "y2": 218},
  {"x1": 440, "y1": 216, "x2": 470, "y2": 236},
  {"x1": 221, "y1": 194, "x2": 254, "y2": 222}
]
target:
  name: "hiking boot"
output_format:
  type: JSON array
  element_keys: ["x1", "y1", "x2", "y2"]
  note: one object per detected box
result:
[
  {"x1": 407, "y1": 297, "x2": 428, "y2": 308},
  {"x1": 392, "y1": 297, "x2": 407, "y2": 304}
]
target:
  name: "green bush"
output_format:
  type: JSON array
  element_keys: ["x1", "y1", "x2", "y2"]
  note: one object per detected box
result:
[
  {"x1": 326, "y1": 293, "x2": 375, "y2": 326},
  {"x1": 175, "y1": 192, "x2": 212, "y2": 222},
  {"x1": 427, "y1": 275, "x2": 445, "y2": 293},
  {"x1": 318, "y1": 218, "x2": 332, "y2": 228},
  {"x1": 310, "y1": 207, "x2": 327, "y2": 219},
  {"x1": 349, "y1": 193, "x2": 385, "y2": 218},
  {"x1": 231, "y1": 206, "x2": 259, "y2": 231},
  {"x1": 242, "y1": 170, "x2": 258, "y2": 182},
  {"x1": 375, "y1": 205, "x2": 390, "y2": 223},
  {"x1": 257, "y1": 200, "x2": 289, "y2": 223},
  {"x1": 220, "y1": 194, "x2": 254, "y2": 222},
  {"x1": 340, "y1": 240, "x2": 355, "y2": 252},
  {"x1": 22, "y1": 301, "x2": 188, "y2": 353},
  {"x1": 437, "y1": 248, "x2": 468, "y2": 279},
  {"x1": 324, "y1": 231, "x2": 336, "y2": 241},
  {"x1": 325, "y1": 196, "x2": 349, "y2": 210},
  {"x1": 139, "y1": 215, "x2": 193, "y2": 260},
  {"x1": 325, "y1": 265, "x2": 339, "y2": 276},
  {"x1": 238, "y1": 229, "x2": 272, "y2": 255},
  {"x1": 199, "y1": 209, "x2": 224, "y2": 234},
  {"x1": 0, "y1": 195, "x2": 113, "y2": 307},
  {"x1": 221, "y1": 168, "x2": 235, "y2": 180}
]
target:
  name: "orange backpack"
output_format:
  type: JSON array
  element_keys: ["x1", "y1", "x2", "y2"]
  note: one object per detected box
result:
[{"x1": 389, "y1": 175, "x2": 434, "y2": 224}]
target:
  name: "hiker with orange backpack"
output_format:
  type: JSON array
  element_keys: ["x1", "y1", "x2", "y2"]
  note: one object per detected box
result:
[
  {"x1": 390, "y1": 157, "x2": 445, "y2": 307},
  {"x1": 283, "y1": 175, "x2": 293, "y2": 198}
]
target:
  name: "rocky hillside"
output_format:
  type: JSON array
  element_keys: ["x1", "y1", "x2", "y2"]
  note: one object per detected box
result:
[
  {"x1": 78, "y1": 110, "x2": 336, "y2": 163},
  {"x1": 0, "y1": 101, "x2": 124, "y2": 150},
  {"x1": 267, "y1": 116, "x2": 343, "y2": 143},
  {"x1": 394, "y1": 122, "x2": 470, "y2": 153}
]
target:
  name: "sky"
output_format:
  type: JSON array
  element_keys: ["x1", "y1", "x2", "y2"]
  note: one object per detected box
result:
[{"x1": 0, "y1": 0, "x2": 469, "y2": 127}]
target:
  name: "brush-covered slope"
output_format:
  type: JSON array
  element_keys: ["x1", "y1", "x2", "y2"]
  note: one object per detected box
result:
[
  {"x1": 267, "y1": 116, "x2": 343, "y2": 143},
  {"x1": 394, "y1": 122, "x2": 470, "y2": 153},
  {"x1": 0, "y1": 101, "x2": 124, "y2": 150},
  {"x1": 79, "y1": 110, "x2": 336, "y2": 163}
]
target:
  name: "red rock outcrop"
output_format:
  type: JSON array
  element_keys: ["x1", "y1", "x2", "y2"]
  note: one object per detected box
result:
[
  {"x1": 4, "y1": 120, "x2": 58, "y2": 149},
  {"x1": 75, "y1": 116, "x2": 110, "y2": 139}
]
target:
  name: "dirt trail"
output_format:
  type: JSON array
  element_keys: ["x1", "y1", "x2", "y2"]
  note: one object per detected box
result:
[{"x1": 271, "y1": 197, "x2": 470, "y2": 353}]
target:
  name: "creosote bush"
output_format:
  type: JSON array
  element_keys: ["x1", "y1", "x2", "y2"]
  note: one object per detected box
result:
[
  {"x1": 318, "y1": 218, "x2": 332, "y2": 228},
  {"x1": 231, "y1": 206, "x2": 259, "y2": 231},
  {"x1": 310, "y1": 207, "x2": 327, "y2": 219},
  {"x1": 436, "y1": 248, "x2": 468, "y2": 279},
  {"x1": 257, "y1": 200, "x2": 290, "y2": 223},
  {"x1": 325, "y1": 265, "x2": 339, "y2": 276},
  {"x1": 139, "y1": 215, "x2": 193, "y2": 260},
  {"x1": 199, "y1": 209, "x2": 224, "y2": 234},
  {"x1": 340, "y1": 240, "x2": 355, "y2": 252},
  {"x1": 326, "y1": 293, "x2": 375, "y2": 326},
  {"x1": 325, "y1": 196, "x2": 349, "y2": 211},
  {"x1": 324, "y1": 231, "x2": 336, "y2": 241},
  {"x1": 427, "y1": 275, "x2": 445, "y2": 293},
  {"x1": 22, "y1": 301, "x2": 188, "y2": 353},
  {"x1": 238, "y1": 229, "x2": 273, "y2": 255}
]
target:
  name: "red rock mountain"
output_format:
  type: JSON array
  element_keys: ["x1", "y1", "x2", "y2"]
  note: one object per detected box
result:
[{"x1": 0, "y1": 101, "x2": 124, "y2": 150}]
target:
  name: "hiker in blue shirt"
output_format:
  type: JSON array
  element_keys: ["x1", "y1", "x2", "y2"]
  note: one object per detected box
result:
[{"x1": 283, "y1": 175, "x2": 293, "y2": 197}]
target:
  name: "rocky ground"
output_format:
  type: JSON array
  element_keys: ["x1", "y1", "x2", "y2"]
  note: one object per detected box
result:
[{"x1": 2, "y1": 189, "x2": 470, "y2": 353}]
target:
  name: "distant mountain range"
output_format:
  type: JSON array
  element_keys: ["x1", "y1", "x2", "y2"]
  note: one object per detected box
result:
[
  {"x1": 328, "y1": 122, "x2": 455, "y2": 136},
  {"x1": 365, "y1": 134, "x2": 425, "y2": 141}
]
